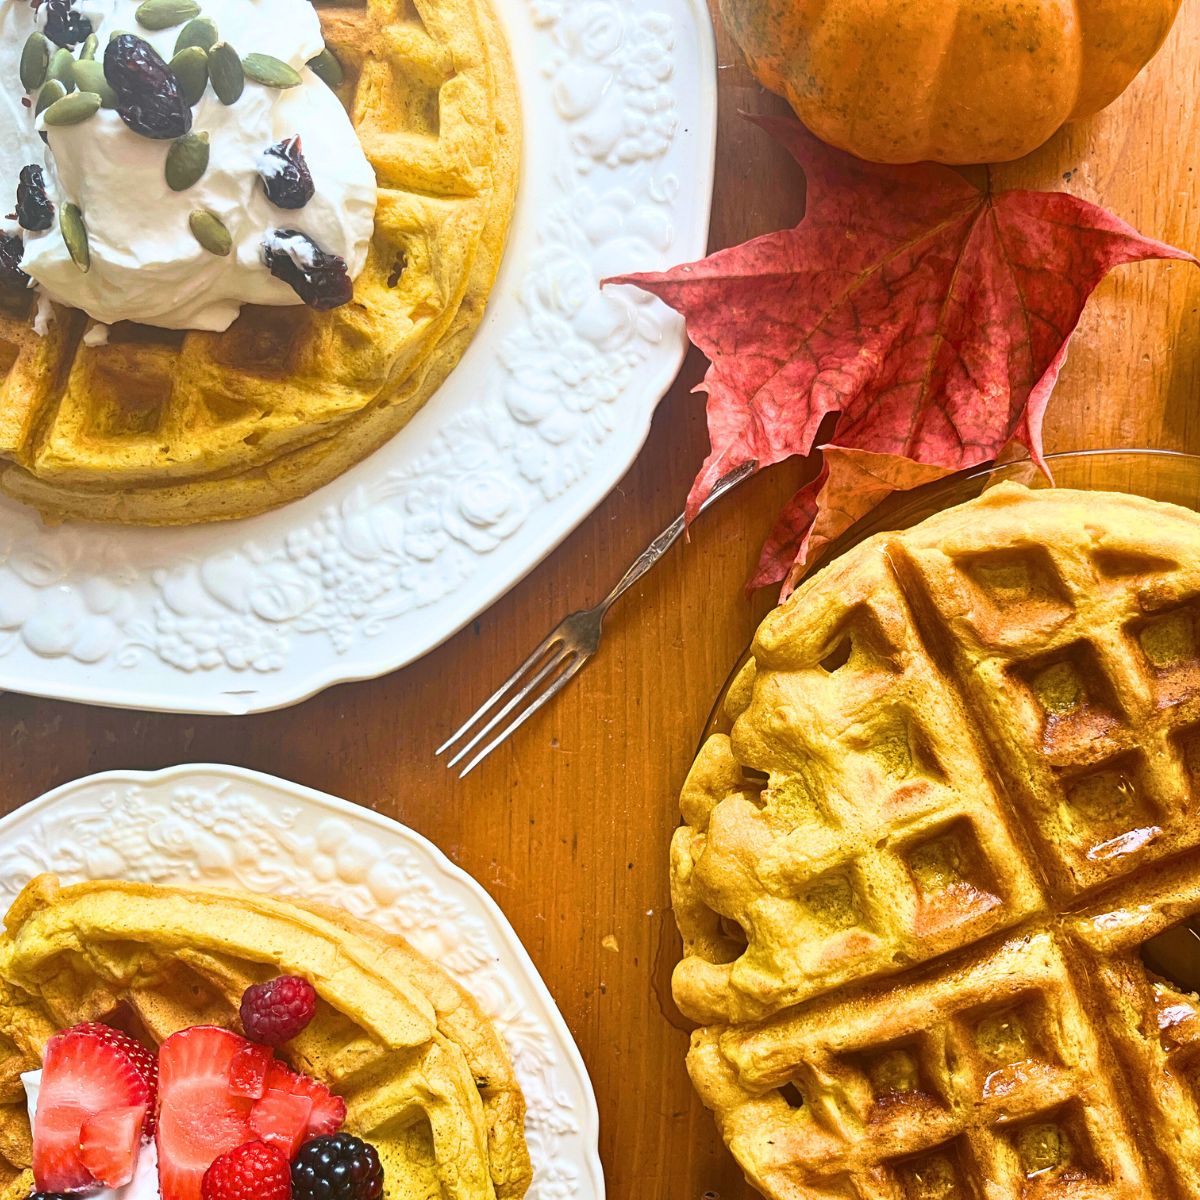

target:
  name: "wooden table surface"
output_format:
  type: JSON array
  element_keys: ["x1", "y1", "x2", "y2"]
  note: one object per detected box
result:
[{"x1": 3, "y1": 5, "x2": 1199, "y2": 1198}]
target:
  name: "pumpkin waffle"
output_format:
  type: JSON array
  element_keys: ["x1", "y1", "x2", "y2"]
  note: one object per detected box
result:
[
  {"x1": 675, "y1": 483, "x2": 1200, "y2": 1198},
  {"x1": 0, "y1": 0, "x2": 520, "y2": 525},
  {"x1": 0, "y1": 875, "x2": 532, "y2": 1200}
]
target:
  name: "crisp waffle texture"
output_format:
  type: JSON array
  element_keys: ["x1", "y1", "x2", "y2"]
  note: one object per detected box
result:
[
  {"x1": 674, "y1": 483, "x2": 1200, "y2": 1198},
  {"x1": 0, "y1": 0, "x2": 520, "y2": 524},
  {"x1": 0, "y1": 875, "x2": 532, "y2": 1200}
]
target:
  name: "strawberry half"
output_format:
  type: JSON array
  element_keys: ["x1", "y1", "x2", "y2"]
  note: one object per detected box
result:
[
  {"x1": 80, "y1": 1104, "x2": 148, "y2": 1187},
  {"x1": 228, "y1": 1045, "x2": 274, "y2": 1102},
  {"x1": 262, "y1": 1062, "x2": 345, "y2": 1137},
  {"x1": 249, "y1": 1089, "x2": 313, "y2": 1159},
  {"x1": 157, "y1": 1027, "x2": 255, "y2": 1200},
  {"x1": 33, "y1": 1024, "x2": 156, "y2": 1193}
]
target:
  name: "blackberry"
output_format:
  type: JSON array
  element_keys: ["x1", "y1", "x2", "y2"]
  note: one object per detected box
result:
[
  {"x1": 0, "y1": 234, "x2": 29, "y2": 288},
  {"x1": 262, "y1": 230, "x2": 353, "y2": 311},
  {"x1": 104, "y1": 34, "x2": 191, "y2": 140},
  {"x1": 41, "y1": 0, "x2": 92, "y2": 48},
  {"x1": 291, "y1": 1134, "x2": 383, "y2": 1200},
  {"x1": 16, "y1": 164, "x2": 54, "y2": 232},
  {"x1": 258, "y1": 136, "x2": 314, "y2": 210}
]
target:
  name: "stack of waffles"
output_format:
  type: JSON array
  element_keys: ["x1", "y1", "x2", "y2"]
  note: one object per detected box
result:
[
  {"x1": 0, "y1": 0, "x2": 519, "y2": 525},
  {"x1": 673, "y1": 483, "x2": 1200, "y2": 1198}
]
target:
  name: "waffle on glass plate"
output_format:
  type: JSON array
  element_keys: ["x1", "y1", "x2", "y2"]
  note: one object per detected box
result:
[
  {"x1": 0, "y1": 875, "x2": 531, "y2": 1200},
  {"x1": 0, "y1": 0, "x2": 519, "y2": 525},
  {"x1": 674, "y1": 482, "x2": 1200, "y2": 1198}
]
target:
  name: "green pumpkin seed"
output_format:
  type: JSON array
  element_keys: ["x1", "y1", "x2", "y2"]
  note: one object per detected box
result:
[
  {"x1": 207, "y1": 41, "x2": 243, "y2": 104},
  {"x1": 34, "y1": 79, "x2": 66, "y2": 117},
  {"x1": 165, "y1": 131, "x2": 210, "y2": 191},
  {"x1": 174, "y1": 16, "x2": 218, "y2": 54},
  {"x1": 61, "y1": 204, "x2": 90, "y2": 272},
  {"x1": 20, "y1": 32, "x2": 50, "y2": 93},
  {"x1": 170, "y1": 46, "x2": 208, "y2": 106},
  {"x1": 79, "y1": 33, "x2": 99, "y2": 61},
  {"x1": 72, "y1": 59, "x2": 117, "y2": 107},
  {"x1": 189, "y1": 208, "x2": 231, "y2": 256},
  {"x1": 135, "y1": 0, "x2": 200, "y2": 30},
  {"x1": 306, "y1": 47, "x2": 343, "y2": 88},
  {"x1": 242, "y1": 53, "x2": 300, "y2": 89},
  {"x1": 43, "y1": 90, "x2": 102, "y2": 126},
  {"x1": 46, "y1": 47, "x2": 76, "y2": 92}
]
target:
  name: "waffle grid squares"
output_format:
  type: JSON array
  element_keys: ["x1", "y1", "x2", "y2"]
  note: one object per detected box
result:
[{"x1": 677, "y1": 487, "x2": 1200, "y2": 1199}]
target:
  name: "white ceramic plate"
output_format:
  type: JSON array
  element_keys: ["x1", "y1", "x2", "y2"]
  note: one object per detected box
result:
[
  {"x1": 0, "y1": 764, "x2": 605, "y2": 1197},
  {"x1": 0, "y1": 0, "x2": 717, "y2": 714}
]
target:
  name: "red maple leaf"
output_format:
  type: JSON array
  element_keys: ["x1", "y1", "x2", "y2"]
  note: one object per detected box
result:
[{"x1": 606, "y1": 117, "x2": 1196, "y2": 593}]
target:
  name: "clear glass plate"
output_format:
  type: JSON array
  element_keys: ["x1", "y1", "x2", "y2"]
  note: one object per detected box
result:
[{"x1": 702, "y1": 449, "x2": 1200, "y2": 743}]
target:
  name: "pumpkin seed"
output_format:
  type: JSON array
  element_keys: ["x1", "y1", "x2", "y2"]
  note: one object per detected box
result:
[
  {"x1": 170, "y1": 46, "x2": 208, "y2": 106},
  {"x1": 46, "y1": 47, "x2": 76, "y2": 92},
  {"x1": 306, "y1": 47, "x2": 343, "y2": 88},
  {"x1": 135, "y1": 0, "x2": 200, "y2": 31},
  {"x1": 207, "y1": 42, "x2": 243, "y2": 104},
  {"x1": 165, "y1": 131, "x2": 209, "y2": 191},
  {"x1": 174, "y1": 16, "x2": 218, "y2": 54},
  {"x1": 242, "y1": 53, "x2": 300, "y2": 89},
  {"x1": 20, "y1": 32, "x2": 50, "y2": 92},
  {"x1": 72, "y1": 59, "x2": 117, "y2": 107},
  {"x1": 189, "y1": 208, "x2": 231, "y2": 256},
  {"x1": 34, "y1": 79, "x2": 66, "y2": 117},
  {"x1": 79, "y1": 33, "x2": 98, "y2": 61},
  {"x1": 43, "y1": 90, "x2": 102, "y2": 126},
  {"x1": 61, "y1": 204, "x2": 90, "y2": 271}
]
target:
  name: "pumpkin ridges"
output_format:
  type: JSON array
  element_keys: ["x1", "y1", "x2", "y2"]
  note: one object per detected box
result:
[{"x1": 720, "y1": 0, "x2": 1184, "y2": 165}]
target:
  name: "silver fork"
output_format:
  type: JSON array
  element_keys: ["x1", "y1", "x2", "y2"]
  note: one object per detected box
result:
[{"x1": 437, "y1": 461, "x2": 756, "y2": 777}]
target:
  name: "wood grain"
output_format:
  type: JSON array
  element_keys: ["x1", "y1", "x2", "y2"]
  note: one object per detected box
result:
[{"x1": 1, "y1": 4, "x2": 1198, "y2": 1197}]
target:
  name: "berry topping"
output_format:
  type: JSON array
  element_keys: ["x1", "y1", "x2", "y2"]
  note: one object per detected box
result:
[
  {"x1": 262, "y1": 230, "x2": 353, "y2": 311},
  {"x1": 263, "y1": 1061, "x2": 345, "y2": 1138},
  {"x1": 33, "y1": 1023, "x2": 157, "y2": 1193},
  {"x1": 104, "y1": 34, "x2": 192, "y2": 141},
  {"x1": 156, "y1": 1026, "x2": 255, "y2": 1200},
  {"x1": 79, "y1": 1104, "x2": 148, "y2": 1188},
  {"x1": 291, "y1": 1134, "x2": 384, "y2": 1200},
  {"x1": 201, "y1": 1141, "x2": 291, "y2": 1200},
  {"x1": 258, "y1": 137, "x2": 314, "y2": 211},
  {"x1": 240, "y1": 976, "x2": 317, "y2": 1046},
  {"x1": 30, "y1": 1192, "x2": 75, "y2": 1200},
  {"x1": 228, "y1": 1043, "x2": 274, "y2": 1101},
  {"x1": 41, "y1": 0, "x2": 92, "y2": 48},
  {"x1": 16, "y1": 164, "x2": 53, "y2": 232},
  {"x1": 249, "y1": 1088, "x2": 313, "y2": 1159},
  {"x1": 0, "y1": 234, "x2": 29, "y2": 288}
]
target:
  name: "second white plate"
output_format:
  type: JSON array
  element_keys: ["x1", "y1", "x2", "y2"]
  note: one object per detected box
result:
[{"x1": 0, "y1": 764, "x2": 605, "y2": 1198}]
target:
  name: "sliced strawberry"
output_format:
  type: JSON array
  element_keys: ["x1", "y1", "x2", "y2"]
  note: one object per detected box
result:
[
  {"x1": 228, "y1": 1045, "x2": 274, "y2": 1101},
  {"x1": 34, "y1": 1024, "x2": 156, "y2": 1193},
  {"x1": 80, "y1": 1104, "x2": 148, "y2": 1187},
  {"x1": 262, "y1": 1062, "x2": 345, "y2": 1137},
  {"x1": 249, "y1": 1089, "x2": 313, "y2": 1159},
  {"x1": 157, "y1": 1027, "x2": 255, "y2": 1200}
]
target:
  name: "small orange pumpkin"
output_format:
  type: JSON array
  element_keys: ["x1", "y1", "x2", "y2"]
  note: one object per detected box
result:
[{"x1": 720, "y1": 0, "x2": 1183, "y2": 164}]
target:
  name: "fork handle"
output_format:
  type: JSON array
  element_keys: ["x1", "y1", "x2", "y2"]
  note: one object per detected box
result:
[{"x1": 601, "y1": 461, "x2": 756, "y2": 610}]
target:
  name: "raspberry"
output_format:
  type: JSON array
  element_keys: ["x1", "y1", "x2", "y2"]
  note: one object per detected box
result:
[
  {"x1": 201, "y1": 1141, "x2": 290, "y2": 1200},
  {"x1": 240, "y1": 976, "x2": 317, "y2": 1046},
  {"x1": 291, "y1": 1135, "x2": 383, "y2": 1200}
]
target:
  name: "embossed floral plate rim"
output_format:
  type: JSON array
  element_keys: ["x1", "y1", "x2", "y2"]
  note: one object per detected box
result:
[
  {"x1": 0, "y1": 763, "x2": 605, "y2": 1198},
  {"x1": 0, "y1": 0, "x2": 718, "y2": 715}
]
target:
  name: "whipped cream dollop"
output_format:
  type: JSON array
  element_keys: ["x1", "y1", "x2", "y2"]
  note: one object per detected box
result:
[
  {"x1": 22, "y1": 1070, "x2": 160, "y2": 1200},
  {"x1": 1, "y1": 0, "x2": 377, "y2": 331}
]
